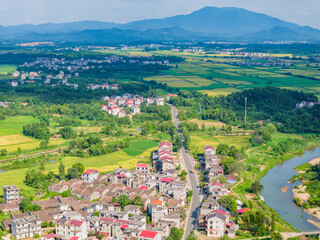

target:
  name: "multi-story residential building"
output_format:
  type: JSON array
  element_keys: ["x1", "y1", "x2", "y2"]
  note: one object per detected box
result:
[
  {"x1": 81, "y1": 169, "x2": 99, "y2": 183},
  {"x1": 3, "y1": 185, "x2": 19, "y2": 202},
  {"x1": 55, "y1": 212, "x2": 88, "y2": 240},
  {"x1": 11, "y1": 214, "x2": 41, "y2": 239},
  {"x1": 154, "y1": 97, "x2": 164, "y2": 106},
  {"x1": 135, "y1": 163, "x2": 150, "y2": 174},
  {"x1": 206, "y1": 209, "x2": 229, "y2": 237},
  {"x1": 131, "y1": 106, "x2": 140, "y2": 115}
]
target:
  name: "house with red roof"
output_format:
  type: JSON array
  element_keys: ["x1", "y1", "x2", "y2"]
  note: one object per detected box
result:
[
  {"x1": 81, "y1": 169, "x2": 99, "y2": 183},
  {"x1": 166, "y1": 94, "x2": 178, "y2": 101},
  {"x1": 158, "y1": 142, "x2": 172, "y2": 152},
  {"x1": 135, "y1": 163, "x2": 150, "y2": 174},
  {"x1": 42, "y1": 232, "x2": 56, "y2": 240},
  {"x1": 227, "y1": 177, "x2": 237, "y2": 184},
  {"x1": 101, "y1": 105, "x2": 108, "y2": 111},
  {"x1": 139, "y1": 230, "x2": 161, "y2": 240}
]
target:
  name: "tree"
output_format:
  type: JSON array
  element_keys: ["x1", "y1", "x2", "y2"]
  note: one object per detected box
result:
[
  {"x1": 180, "y1": 169, "x2": 187, "y2": 180},
  {"x1": 40, "y1": 139, "x2": 49, "y2": 149},
  {"x1": 58, "y1": 126, "x2": 77, "y2": 139},
  {"x1": 229, "y1": 162, "x2": 247, "y2": 178},
  {"x1": 19, "y1": 197, "x2": 31, "y2": 212},
  {"x1": 186, "y1": 231, "x2": 197, "y2": 240},
  {"x1": 17, "y1": 147, "x2": 22, "y2": 155},
  {"x1": 101, "y1": 124, "x2": 112, "y2": 135},
  {"x1": 250, "y1": 134, "x2": 264, "y2": 146},
  {"x1": 67, "y1": 168, "x2": 79, "y2": 180},
  {"x1": 270, "y1": 231, "x2": 283, "y2": 240},
  {"x1": 266, "y1": 124, "x2": 277, "y2": 134},
  {"x1": 59, "y1": 162, "x2": 65, "y2": 180},
  {"x1": 251, "y1": 181, "x2": 264, "y2": 195},
  {"x1": 133, "y1": 196, "x2": 143, "y2": 206},
  {"x1": 175, "y1": 136, "x2": 183, "y2": 150},
  {"x1": 218, "y1": 196, "x2": 237, "y2": 213},
  {"x1": 260, "y1": 128, "x2": 272, "y2": 142},
  {"x1": 167, "y1": 227, "x2": 182, "y2": 240},
  {"x1": 0, "y1": 149, "x2": 7, "y2": 156},
  {"x1": 72, "y1": 163, "x2": 85, "y2": 175},
  {"x1": 216, "y1": 143, "x2": 230, "y2": 156},
  {"x1": 118, "y1": 194, "x2": 132, "y2": 210},
  {"x1": 61, "y1": 190, "x2": 72, "y2": 198},
  {"x1": 39, "y1": 161, "x2": 45, "y2": 171},
  {"x1": 112, "y1": 196, "x2": 117, "y2": 203},
  {"x1": 92, "y1": 211, "x2": 100, "y2": 217}
]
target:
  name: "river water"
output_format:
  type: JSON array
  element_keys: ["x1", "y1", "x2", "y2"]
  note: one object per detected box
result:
[{"x1": 260, "y1": 147, "x2": 320, "y2": 231}]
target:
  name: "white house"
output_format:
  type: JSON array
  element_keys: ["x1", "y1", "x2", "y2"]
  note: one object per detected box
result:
[
  {"x1": 81, "y1": 169, "x2": 99, "y2": 183},
  {"x1": 135, "y1": 163, "x2": 150, "y2": 174}
]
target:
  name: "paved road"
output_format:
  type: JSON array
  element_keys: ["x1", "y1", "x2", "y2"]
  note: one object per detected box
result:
[{"x1": 169, "y1": 104, "x2": 201, "y2": 240}]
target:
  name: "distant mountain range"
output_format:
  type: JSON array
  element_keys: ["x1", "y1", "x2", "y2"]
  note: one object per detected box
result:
[{"x1": 1, "y1": 7, "x2": 320, "y2": 43}]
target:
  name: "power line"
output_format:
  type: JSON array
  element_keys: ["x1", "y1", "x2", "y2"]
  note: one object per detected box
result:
[{"x1": 245, "y1": 97, "x2": 247, "y2": 124}]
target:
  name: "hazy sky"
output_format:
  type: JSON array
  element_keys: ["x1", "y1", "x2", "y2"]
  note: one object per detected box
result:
[{"x1": 0, "y1": 0, "x2": 319, "y2": 28}]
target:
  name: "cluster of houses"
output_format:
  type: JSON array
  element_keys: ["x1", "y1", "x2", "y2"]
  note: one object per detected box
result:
[
  {"x1": 1, "y1": 147, "x2": 188, "y2": 240},
  {"x1": 296, "y1": 101, "x2": 320, "y2": 109},
  {"x1": 101, "y1": 94, "x2": 165, "y2": 118},
  {"x1": 0, "y1": 101, "x2": 11, "y2": 108},
  {"x1": 87, "y1": 83, "x2": 119, "y2": 91},
  {"x1": 198, "y1": 146, "x2": 244, "y2": 238}
]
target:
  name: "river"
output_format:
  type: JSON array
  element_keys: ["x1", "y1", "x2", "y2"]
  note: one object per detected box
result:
[{"x1": 260, "y1": 147, "x2": 320, "y2": 231}]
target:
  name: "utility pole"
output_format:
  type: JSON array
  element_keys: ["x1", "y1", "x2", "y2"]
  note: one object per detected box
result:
[{"x1": 245, "y1": 97, "x2": 247, "y2": 124}]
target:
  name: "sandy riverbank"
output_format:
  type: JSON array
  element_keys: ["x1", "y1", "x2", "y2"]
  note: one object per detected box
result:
[
  {"x1": 309, "y1": 156, "x2": 320, "y2": 166},
  {"x1": 292, "y1": 185, "x2": 310, "y2": 202},
  {"x1": 291, "y1": 155, "x2": 320, "y2": 223}
]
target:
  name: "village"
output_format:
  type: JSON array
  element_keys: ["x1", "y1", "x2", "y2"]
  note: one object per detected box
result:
[
  {"x1": 100, "y1": 93, "x2": 178, "y2": 118},
  {"x1": 8, "y1": 53, "x2": 171, "y2": 89},
  {"x1": 0, "y1": 139, "x2": 247, "y2": 240}
]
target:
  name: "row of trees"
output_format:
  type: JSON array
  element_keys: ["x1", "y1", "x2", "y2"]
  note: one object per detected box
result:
[{"x1": 24, "y1": 162, "x2": 85, "y2": 189}]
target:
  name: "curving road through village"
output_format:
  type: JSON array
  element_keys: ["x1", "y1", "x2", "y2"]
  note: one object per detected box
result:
[{"x1": 169, "y1": 104, "x2": 201, "y2": 240}]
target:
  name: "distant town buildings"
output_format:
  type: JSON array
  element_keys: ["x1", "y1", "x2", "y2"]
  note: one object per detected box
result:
[{"x1": 296, "y1": 101, "x2": 320, "y2": 109}]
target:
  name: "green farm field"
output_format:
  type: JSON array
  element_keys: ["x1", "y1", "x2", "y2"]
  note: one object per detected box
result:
[
  {"x1": 0, "y1": 116, "x2": 68, "y2": 152},
  {"x1": 0, "y1": 140, "x2": 157, "y2": 193},
  {"x1": 0, "y1": 64, "x2": 16, "y2": 74},
  {"x1": 137, "y1": 50, "x2": 320, "y2": 97},
  {"x1": 190, "y1": 132, "x2": 251, "y2": 154},
  {"x1": 0, "y1": 116, "x2": 39, "y2": 136}
]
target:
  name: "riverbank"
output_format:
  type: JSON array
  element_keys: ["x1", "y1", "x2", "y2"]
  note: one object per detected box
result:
[
  {"x1": 260, "y1": 147, "x2": 320, "y2": 231},
  {"x1": 291, "y1": 156, "x2": 320, "y2": 225}
]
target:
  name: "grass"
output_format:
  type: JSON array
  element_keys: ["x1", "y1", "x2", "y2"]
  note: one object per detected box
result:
[
  {"x1": 0, "y1": 64, "x2": 16, "y2": 74},
  {"x1": 190, "y1": 132, "x2": 251, "y2": 154},
  {"x1": 0, "y1": 116, "x2": 39, "y2": 137},
  {"x1": 0, "y1": 134, "x2": 36, "y2": 146},
  {"x1": 123, "y1": 140, "x2": 158, "y2": 156}
]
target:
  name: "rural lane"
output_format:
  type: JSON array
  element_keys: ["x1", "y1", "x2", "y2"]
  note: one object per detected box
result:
[{"x1": 169, "y1": 104, "x2": 201, "y2": 240}]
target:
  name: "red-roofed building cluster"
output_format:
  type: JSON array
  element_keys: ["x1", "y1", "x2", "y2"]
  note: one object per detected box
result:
[{"x1": 152, "y1": 142, "x2": 175, "y2": 174}]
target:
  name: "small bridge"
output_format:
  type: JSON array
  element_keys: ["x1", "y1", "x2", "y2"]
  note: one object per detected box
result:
[{"x1": 281, "y1": 231, "x2": 320, "y2": 239}]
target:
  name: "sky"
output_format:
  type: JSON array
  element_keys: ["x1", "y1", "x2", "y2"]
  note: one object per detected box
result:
[{"x1": 0, "y1": 0, "x2": 319, "y2": 29}]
